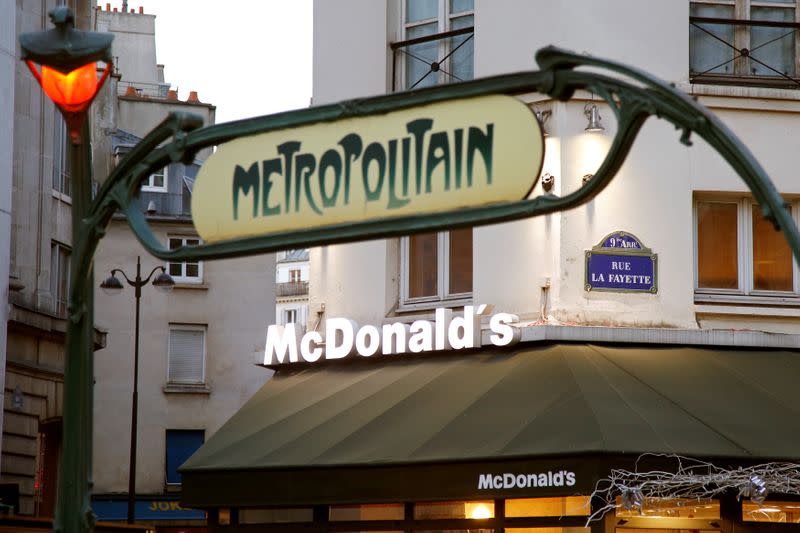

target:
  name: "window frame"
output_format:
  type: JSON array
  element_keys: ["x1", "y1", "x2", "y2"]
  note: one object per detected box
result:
[
  {"x1": 142, "y1": 165, "x2": 168, "y2": 193},
  {"x1": 693, "y1": 195, "x2": 800, "y2": 303},
  {"x1": 690, "y1": 0, "x2": 800, "y2": 83},
  {"x1": 399, "y1": 230, "x2": 473, "y2": 311},
  {"x1": 398, "y1": 0, "x2": 475, "y2": 90},
  {"x1": 166, "y1": 235, "x2": 203, "y2": 284},
  {"x1": 52, "y1": 119, "x2": 71, "y2": 200},
  {"x1": 283, "y1": 308, "x2": 298, "y2": 325},
  {"x1": 167, "y1": 324, "x2": 207, "y2": 386},
  {"x1": 50, "y1": 241, "x2": 71, "y2": 318}
]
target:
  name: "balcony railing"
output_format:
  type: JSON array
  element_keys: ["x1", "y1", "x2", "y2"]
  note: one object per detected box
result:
[
  {"x1": 118, "y1": 80, "x2": 171, "y2": 98},
  {"x1": 276, "y1": 281, "x2": 309, "y2": 298},
  {"x1": 390, "y1": 26, "x2": 474, "y2": 92},
  {"x1": 690, "y1": 16, "x2": 800, "y2": 88}
]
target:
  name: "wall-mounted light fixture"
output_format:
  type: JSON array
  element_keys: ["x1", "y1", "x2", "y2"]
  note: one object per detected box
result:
[
  {"x1": 533, "y1": 104, "x2": 551, "y2": 136},
  {"x1": 541, "y1": 172, "x2": 555, "y2": 192},
  {"x1": 584, "y1": 103, "x2": 604, "y2": 133}
]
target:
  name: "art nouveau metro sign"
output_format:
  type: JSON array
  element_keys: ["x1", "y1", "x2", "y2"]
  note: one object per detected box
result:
[{"x1": 191, "y1": 95, "x2": 544, "y2": 242}]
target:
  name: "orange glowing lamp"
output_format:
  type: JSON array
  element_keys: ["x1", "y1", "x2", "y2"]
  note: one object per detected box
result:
[{"x1": 20, "y1": 6, "x2": 113, "y2": 144}]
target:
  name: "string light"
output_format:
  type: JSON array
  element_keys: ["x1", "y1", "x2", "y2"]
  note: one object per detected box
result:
[{"x1": 587, "y1": 454, "x2": 800, "y2": 524}]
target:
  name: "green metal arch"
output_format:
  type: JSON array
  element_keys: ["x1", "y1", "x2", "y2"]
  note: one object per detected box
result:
[{"x1": 77, "y1": 46, "x2": 800, "y2": 299}]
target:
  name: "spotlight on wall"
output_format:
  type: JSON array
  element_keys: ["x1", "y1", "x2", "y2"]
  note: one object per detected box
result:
[
  {"x1": 533, "y1": 105, "x2": 551, "y2": 136},
  {"x1": 541, "y1": 172, "x2": 555, "y2": 193},
  {"x1": 584, "y1": 103, "x2": 604, "y2": 133}
]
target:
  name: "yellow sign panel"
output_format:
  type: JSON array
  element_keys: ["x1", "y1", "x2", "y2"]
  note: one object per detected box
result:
[{"x1": 191, "y1": 95, "x2": 544, "y2": 242}]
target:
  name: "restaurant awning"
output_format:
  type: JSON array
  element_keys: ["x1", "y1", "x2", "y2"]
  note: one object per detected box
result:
[{"x1": 181, "y1": 343, "x2": 800, "y2": 507}]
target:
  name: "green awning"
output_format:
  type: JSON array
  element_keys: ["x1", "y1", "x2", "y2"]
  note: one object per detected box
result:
[{"x1": 181, "y1": 343, "x2": 800, "y2": 507}]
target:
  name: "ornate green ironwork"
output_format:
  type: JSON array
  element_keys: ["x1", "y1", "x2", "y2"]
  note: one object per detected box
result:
[
  {"x1": 86, "y1": 46, "x2": 800, "y2": 270},
  {"x1": 34, "y1": 44, "x2": 800, "y2": 533}
]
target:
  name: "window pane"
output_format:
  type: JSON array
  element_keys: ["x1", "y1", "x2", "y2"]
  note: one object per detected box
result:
[
  {"x1": 414, "y1": 500, "x2": 493, "y2": 519},
  {"x1": 409, "y1": 232, "x2": 438, "y2": 298},
  {"x1": 406, "y1": 22, "x2": 438, "y2": 89},
  {"x1": 169, "y1": 238, "x2": 181, "y2": 250},
  {"x1": 506, "y1": 496, "x2": 591, "y2": 517},
  {"x1": 448, "y1": 227, "x2": 472, "y2": 294},
  {"x1": 450, "y1": 0, "x2": 473, "y2": 14},
  {"x1": 449, "y1": 15, "x2": 474, "y2": 81},
  {"x1": 168, "y1": 263, "x2": 182, "y2": 277},
  {"x1": 752, "y1": 204, "x2": 793, "y2": 291},
  {"x1": 407, "y1": 0, "x2": 437, "y2": 22},
  {"x1": 697, "y1": 202, "x2": 739, "y2": 289},
  {"x1": 616, "y1": 497, "x2": 719, "y2": 518},
  {"x1": 751, "y1": 7, "x2": 796, "y2": 77},
  {"x1": 330, "y1": 504, "x2": 404, "y2": 521},
  {"x1": 689, "y1": 4, "x2": 735, "y2": 75},
  {"x1": 743, "y1": 501, "x2": 800, "y2": 522}
]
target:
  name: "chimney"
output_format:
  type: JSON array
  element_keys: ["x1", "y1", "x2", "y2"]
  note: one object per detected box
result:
[
  {"x1": 167, "y1": 89, "x2": 178, "y2": 101},
  {"x1": 125, "y1": 85, "x2": 138, "y2": 97},
  {"x1": 139, "y1": 6, "x2": 144, "y2": 14},
  {"x1": 122, "y1": 0, "x2": 128, "y2": 11},
  {"x1": 187, "y1": 91, "x2": 200, "y2": 103},
  {"x1": 106, "y1": 3, "x2": 111, "y2": 10},
  {"x1": 113, "y1": 7, "x2": 117, "y2": 12}
]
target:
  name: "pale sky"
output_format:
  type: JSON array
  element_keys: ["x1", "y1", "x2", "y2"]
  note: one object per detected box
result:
[{"x1": 143, "y1": 0, "x2": 313, "y2": 124}]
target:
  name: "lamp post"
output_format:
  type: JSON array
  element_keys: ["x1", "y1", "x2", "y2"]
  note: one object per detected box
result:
[
  {"x1": 19, "y1": 7, "x2": 113, "y2": 532},
  {"x1": 100, "y1": 257, "x2": 174, "y2": 524}
]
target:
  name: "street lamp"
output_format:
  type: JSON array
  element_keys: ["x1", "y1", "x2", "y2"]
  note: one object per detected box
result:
[
  {"x1": 19, "y1": 7, "x2": 113, "y2": 533},
  {"x1": 100, "y1": 257, "x2": 174, "y2": 524}
]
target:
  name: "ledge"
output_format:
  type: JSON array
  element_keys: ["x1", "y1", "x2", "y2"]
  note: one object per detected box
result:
[
  {"x1": 163, "y1": 383, "x2": 211, "y2": 395},
  {"x1": 694, "y1": 303, "x2": 800, "y2": 319},
  {"x1": 173, "y1": 283, "x2": 209, "y2": 291}
]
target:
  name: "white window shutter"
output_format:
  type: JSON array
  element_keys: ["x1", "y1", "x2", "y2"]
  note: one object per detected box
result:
[{"x1": 168, "y1": 329, "x2": 204, "y2": 384}]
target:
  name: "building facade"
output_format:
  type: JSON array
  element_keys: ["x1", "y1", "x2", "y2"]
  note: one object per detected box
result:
[
  {"x1": 275, "y1": 249, "x2": 310, "y2": 330},
  {"x1": 89, "y1": 4, "x2": 275, "y2": 529},
  {"x1": 179, "y1": 1, "x2": 800, "y2": 532}
]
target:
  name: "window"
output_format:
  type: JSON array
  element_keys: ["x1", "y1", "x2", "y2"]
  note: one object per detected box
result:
[
  {"x1": 142, "y1": 166, "x2": 168, "y2": 192},
  {"x1": 167, "y1": 236, "x2": 202, "y2": 283},
  {"x1": 694, "y1": 197, "x2": 799, "y2": 300},
  {"x1": 167, "y1": 326, "x2": 206, "y2": 385},
  {"x1": 399, "y1": 0, "x2": 474, "y2": 90},
  {"x1": 289, "y1": 269, "x2": 301, "y2": 283},
  {"x1": 52, "y1": 119, "x2": 70, "y2": 198},
  {"x1": 165, "y1": 429, "x2": 204, "y2": 485},
  {"x1": 283, "y1": 308, "x2": 298, "y2": 325},
  {"x1": 401, "y1": 227, "x2": 473, "y2": 308},
  {"x1": 50, "y1": 242, "x2": 70, "y2": 318},
  {"x1": 690, "y1": 0, "x2": 799, "y2": 84}
]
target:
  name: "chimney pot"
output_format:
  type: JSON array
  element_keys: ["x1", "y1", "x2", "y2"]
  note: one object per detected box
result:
[
  {"x1": 139, "y1": 6, "x2": 144, "y2": 14},
  {"x1": 187, "y1": 91, "x2": 200, "y2": 103},
  {"x1": 113, "y1": 7, "x2": 117, "y2": 12},
  {"x1": 125, "y1": 85, "x2": 138, "y2": 97},
  {"x1": 106, "y1": 3, "x2": 111, "y2": 10},
  {"x1": 167, "y1": 89, "x2": 178, "y2": 101},
  {"x1": 131, "y1": 9, "x2": 135, "y2": 13}
]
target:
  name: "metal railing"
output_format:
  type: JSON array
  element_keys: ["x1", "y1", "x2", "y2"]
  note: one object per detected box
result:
[
  {"x1": 390, "y1": 26, "x2": 474, "y2": 92},
  {"x1": 276, "y1": 281, "x2": 309, "y2": 297},
  {"x1": 118, "y1": 80, "x2": 171, "y2": 98},
  {"x1": 690, "y1": 16, "x2": 800, "y2": 88}
]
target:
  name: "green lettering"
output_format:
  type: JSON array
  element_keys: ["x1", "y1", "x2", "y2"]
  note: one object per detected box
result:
[
  {"x1": 406, "y1": 118, "x2": 433, "y2": 194},
  {"x1": 318, "y1": 149, "x2": 342, "y2": 208},
  {"x1": 425, "y1": 131, "x2": 450, "y2": 193},
  {"x1": 453, "y1": 128, "x2": 464, "y2": 189},
  {"x1": 296, "y1": 153, "x2": 322, "y2": 215},
  {"x1": 362, "y1": 142, "x2": 386, "y2": 202},
  {"x1": 232, "y1": 162, "x2": 259, "y2": 220},
  {"x1": 401, "y1": 137, "x2": 411, "y2": 196},
  {"x1": 277, "y1": 141, "x2": 301, "y2": 214},
  {"x1": 467, "y1": 124, "x2": 494, "y2": 185},
  {"x1": 338, "y1": 133, "x2": 363, "y2": 204},
  {"x1": 261, "y1": 158, "x2": 281, "y2": 216},
  {"x1": 386, "y1": 139, "x2": 409, "y2": 209}
]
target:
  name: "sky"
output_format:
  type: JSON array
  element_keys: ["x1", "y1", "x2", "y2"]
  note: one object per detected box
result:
[{"x1": 136, "y1": 0, "x2": 313, "y2": 125}]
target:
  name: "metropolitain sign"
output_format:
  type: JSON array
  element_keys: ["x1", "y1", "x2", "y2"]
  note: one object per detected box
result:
[{"x1": 192, "y1": 95, "x2": 544, "y2": 242}]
